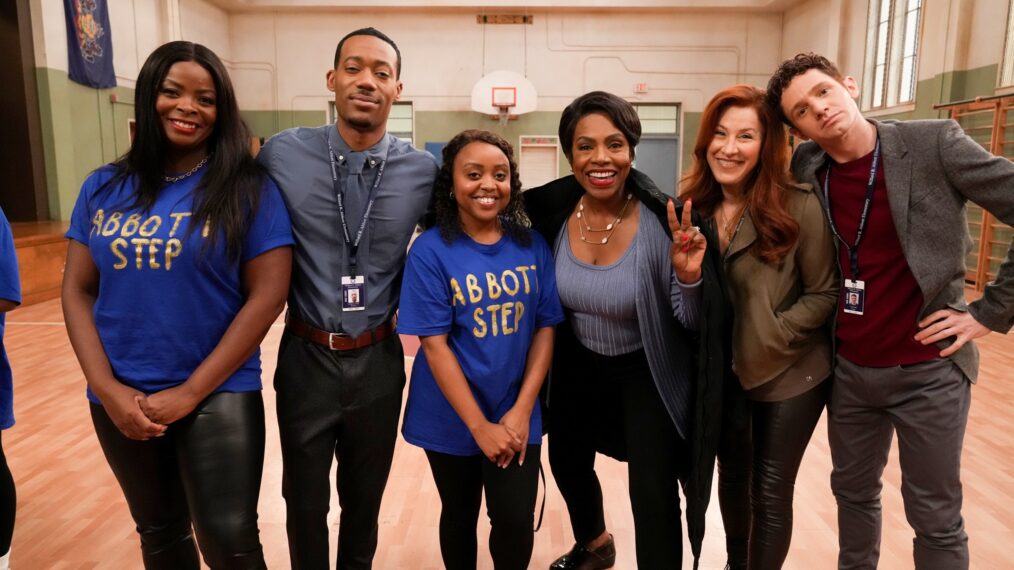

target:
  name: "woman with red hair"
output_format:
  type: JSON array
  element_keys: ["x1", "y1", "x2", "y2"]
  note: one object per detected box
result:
[{"x1": 681, "y1": 84, "x2": 838, "y2": 569}]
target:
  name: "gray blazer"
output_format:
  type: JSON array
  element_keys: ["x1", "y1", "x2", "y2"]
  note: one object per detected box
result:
[{"x1": 791, "y1": 118, "x2": 1014, "y2": 382}]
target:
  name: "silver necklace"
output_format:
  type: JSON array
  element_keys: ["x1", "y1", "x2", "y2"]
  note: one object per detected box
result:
[{"x1": 164, "y1": 154, "x2": 210, "y2": 184}]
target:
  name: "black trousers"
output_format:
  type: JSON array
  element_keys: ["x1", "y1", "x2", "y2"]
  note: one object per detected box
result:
[
  {"x1": 0, "y1": 432, "x2": 14, "y2": 555},
  {"x1": 717, "y1": 379, "x2": 830, "y2": 570},
  {"x1": 90, "y1": 391, "x2": 266, "y2": 570},
  {"x1": 274, "y1": 330, "x2": 405, "y2": 570},
  {"x1": 425, "y1": 447, "x2": 541, "y2": 570},
  {"x1": 548, "y1": 341, "x2": 688, "y2": 568}
]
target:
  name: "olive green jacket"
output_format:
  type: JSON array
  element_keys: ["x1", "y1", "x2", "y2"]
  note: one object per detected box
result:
[{"x1": 722, "y1": 183, "x2": 838, "y2": 394}]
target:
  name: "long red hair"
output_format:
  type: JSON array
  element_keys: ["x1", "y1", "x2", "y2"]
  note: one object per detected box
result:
[{"x1": 680, "y1": 84, "x2": 799, "y2": 264}]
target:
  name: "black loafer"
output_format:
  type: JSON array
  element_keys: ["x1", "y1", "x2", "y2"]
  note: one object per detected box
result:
[{"x1": 549, "y1": 534, "x2": 616, "y2": 570}]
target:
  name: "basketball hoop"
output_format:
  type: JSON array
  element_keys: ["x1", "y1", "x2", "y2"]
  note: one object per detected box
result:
[
  {"x1": 471, "y1": 71, "x2": 537, "y2": 127},
  {"x1": 492, "y1": 87, "x2": 517, "y2": 127}
]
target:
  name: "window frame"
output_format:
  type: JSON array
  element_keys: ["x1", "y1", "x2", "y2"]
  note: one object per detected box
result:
[
  {"x1": 862, "y1": 0, "x2": 923, "y2": 111},
  {"x1": 999, "y1": 0, "x2": 1014, "y2": 89}
]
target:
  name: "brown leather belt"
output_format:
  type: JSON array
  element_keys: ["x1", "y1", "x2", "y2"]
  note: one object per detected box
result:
[{"x1": 285, "y1": 313, "x2": 395, "y2": 351}]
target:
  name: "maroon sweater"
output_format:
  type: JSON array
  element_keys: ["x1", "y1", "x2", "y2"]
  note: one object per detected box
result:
[{"x1": 826, "y1": 150, "x2": 940, "y2": 366}]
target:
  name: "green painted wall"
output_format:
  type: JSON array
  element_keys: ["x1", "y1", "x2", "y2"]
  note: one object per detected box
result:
[
  {"x1": 36, "y1": 67, "x2": 134, "y2": 220},
  {"x1": 872, "y1": 64, "x2": 999, "y2": 121},
  {"x1": 681, "y1": 111, "x2": 702, "y2": 181},
  {"x1": 415, "y1": 109, "x2": 699, "y2": 182},
  {"x1": 30, "y1": 64, "x2": 1004, "y2": 221},
  {"x1": 241, "y1": 110, "x2": 327, "y2": 140},
  {"x1": 415, "y1": 110, "x2": 572, "y2": 178}
]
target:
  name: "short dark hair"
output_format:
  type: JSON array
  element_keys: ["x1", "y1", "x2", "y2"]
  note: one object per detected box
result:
[
  {"x1": 558, "y1": 91, "x2": 641, "y2": 162},
  {"x1": 430, "y1": 129, "x2": 531, "y2": 246},
  {"x1": 334, "y1": 27, "x2": 402, "y2": 79},
  {"x1": 766, "y1": 52, "x2": 844, "y2": 126}
]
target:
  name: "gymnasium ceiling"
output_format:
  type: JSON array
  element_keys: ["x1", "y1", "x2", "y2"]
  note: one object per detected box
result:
[{"x1": 205, "y1": 0, "x2": 808, "y2": 12}]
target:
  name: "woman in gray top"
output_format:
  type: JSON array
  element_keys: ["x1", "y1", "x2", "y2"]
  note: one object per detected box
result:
[{"x1": 524, "y1": 91, "x2": 724, "y2": 570}]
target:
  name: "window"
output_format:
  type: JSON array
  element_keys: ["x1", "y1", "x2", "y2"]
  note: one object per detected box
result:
[
  {"x1": 327, "y1": 101, "x2": 414, "y2": 143},
  {"x1": 632, "y1": 104, "x2": 681, "y2": 195},
  {"x1": 863, "y1": 0, "x2": 922, "y2": 110},
  {"x1": 387, "y1": 102, "x2": 414, "y2": 143},
  {"x1": 1000, "y1": 0, "x2": 1014, "y2": 87}
]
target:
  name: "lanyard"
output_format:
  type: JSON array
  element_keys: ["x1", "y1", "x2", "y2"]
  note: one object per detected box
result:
[
  {"x1": 822, "y1": 137, "x2": 880, "y2": 279},
  {"x1": 327, "y1": 139, "x2": 390, "y2": 268}
]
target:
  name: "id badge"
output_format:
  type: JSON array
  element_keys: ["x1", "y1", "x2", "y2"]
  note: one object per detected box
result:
[
  {"x1": 341, "y1": 275, "x2": 366, "y2": 312},
  {"x1": 843, "y1": 279, "x2": 865, "y2": 316}
]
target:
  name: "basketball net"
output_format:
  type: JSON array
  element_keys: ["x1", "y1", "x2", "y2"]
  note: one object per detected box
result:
[{"x1": 496, "y1": 106, "x2": 512, "y2": 127}]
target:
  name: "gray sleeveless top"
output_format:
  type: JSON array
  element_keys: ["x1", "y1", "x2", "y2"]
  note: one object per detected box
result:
[{"x1": 554, "y1": 206, "x2": 644, "y2": 356}]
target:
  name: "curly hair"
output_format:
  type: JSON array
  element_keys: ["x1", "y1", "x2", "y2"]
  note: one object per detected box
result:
[
  {"x1": 766, "y1": 52, "x2": 844, "y2": 126},
  {"x1": 430, "y1": 130, "x2": 531, "y2": 246},
  {"x1": 680, "y1": 84, "x2": 799, "y2": 264}
]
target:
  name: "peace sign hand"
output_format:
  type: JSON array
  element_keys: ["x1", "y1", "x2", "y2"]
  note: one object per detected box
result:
[{"x1": 668, "y1": 197, "x2": 706, "y2": 283}]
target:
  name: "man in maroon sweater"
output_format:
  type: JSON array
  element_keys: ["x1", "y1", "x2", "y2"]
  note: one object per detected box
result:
[{"x1": 767, "y1": 53, "x2": 1014, "y2": 570}]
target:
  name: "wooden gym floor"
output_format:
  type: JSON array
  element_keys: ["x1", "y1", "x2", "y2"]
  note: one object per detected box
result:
[{"x1": 3, "y1": 297, "x2": 1012, "y2": 568}]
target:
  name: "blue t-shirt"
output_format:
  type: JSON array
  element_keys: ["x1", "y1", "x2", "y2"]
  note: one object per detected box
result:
[
  {"x1": 399, "y1": 228, "x2": 565, "y2": 456},
  {"x1": 0, "y1": 208, "x2": 21, "y2": 429},
  {"x1": 67, "y1": 166, "x2": 294, "y2": 403}
]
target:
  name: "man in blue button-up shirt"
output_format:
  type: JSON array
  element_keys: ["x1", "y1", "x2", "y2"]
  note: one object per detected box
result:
[{"x1": 257, "y1": 27, "x2": 437, "y2": 569}]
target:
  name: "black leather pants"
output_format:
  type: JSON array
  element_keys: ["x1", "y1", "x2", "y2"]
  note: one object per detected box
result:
[
  {"x1": 718, "y1": 379, "x2": 830, "y2": 570},
  {"x1": 717, "y1": 378, "x2": 752, "y2": 568},
  {"x1": 91, "y1": 391, "x2": 267, "y2": 570},
  {"x1": 0, "y1": 432, "x2": 14, "y2": 555}
]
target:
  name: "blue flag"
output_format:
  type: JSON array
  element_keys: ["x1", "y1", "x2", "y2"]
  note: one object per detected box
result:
[{"x1": 63, "y1": 0, "x2": 116, "y2": 89}]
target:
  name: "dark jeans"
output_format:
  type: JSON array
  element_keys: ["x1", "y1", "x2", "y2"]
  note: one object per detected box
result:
[
  {"x1": 425, "y1": 447, "x2": 541, "y2": 570},
  {"x1": 830, "y1": 356, "x2": 970, "y2": 570},
  {"x1": 548, "y1": 342, "x2": 688, "y2": 568},
  {"x1": 90, "y1": 391, "x2": 266, "y2": 570},
  {"x1": 718, "y1": 379, "x2": 830, "y2": 570},
  {"x1": 0, "y1": 432, "x2": 13, "y2": 555},
  {"x1": 274, "y1": 330, "x2": 405, "y2": 570}
]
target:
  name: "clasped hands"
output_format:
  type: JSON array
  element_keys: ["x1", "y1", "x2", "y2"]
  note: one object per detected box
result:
[
  {"x1": 106, "y1": 382, "x2": 201, "y2": 441},
  {"x1": 471, "y1": 405, "x2": 532, "y2": 469}
]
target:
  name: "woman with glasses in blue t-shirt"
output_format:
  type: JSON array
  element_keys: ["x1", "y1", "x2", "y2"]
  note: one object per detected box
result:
[{"x1": 62, "y1": 41, "x2": 293, "y2": 569}]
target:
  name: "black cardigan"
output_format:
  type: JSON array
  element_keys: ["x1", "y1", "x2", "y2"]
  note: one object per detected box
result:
[{"x1": 523, "y1": 169, "x2": 726, "y2": 569}]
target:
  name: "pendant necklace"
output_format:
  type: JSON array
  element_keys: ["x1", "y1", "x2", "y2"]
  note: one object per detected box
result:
[
  {"x1": 718, "y1": 200, "x2": 748, "y2": 246},
  {"x1": 576, "y1": 193, "x2": 632, "y2": 245}
]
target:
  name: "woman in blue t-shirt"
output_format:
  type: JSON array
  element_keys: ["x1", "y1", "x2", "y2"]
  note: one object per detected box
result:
[
  {"x1": 399, "y1": 130, "x2": 564, "y2": 570},
  {"x1": 0, "y1": 206, "x2": 20, "y2": 570},
  {"x1": 62, "y1": 41, "x2": 292, "y2": 569}
]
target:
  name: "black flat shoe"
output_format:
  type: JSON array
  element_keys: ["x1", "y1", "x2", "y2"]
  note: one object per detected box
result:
[{"x1": 549, "y1": 534, "x2": 616, "y2": 570}]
